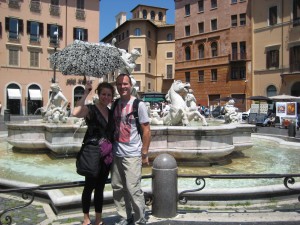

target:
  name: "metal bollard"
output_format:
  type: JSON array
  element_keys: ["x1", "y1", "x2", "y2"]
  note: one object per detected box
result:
[
  {"x1": 152, "y1": 153, "x2": 178, "y2": 218},
  {"x1": 288, "y1": 122, "x2": 296, "y2": 137},
  {"x1": 4, "y1": 109, "x2": 10, "y2": 122}
]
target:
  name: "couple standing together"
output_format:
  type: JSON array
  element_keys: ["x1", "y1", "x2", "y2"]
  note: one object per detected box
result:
[{"x1": 73, "y1": 73, "x2": 151, "y2": 225}]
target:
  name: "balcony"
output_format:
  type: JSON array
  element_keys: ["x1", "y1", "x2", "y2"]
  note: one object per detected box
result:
[
  {"x1": 290, "y1": 62, "x2": 300, "y2": 73},
  {"x1": 76, "y1": 9, "x2": 86, "y2": 20},
  {"x1": 8, "y1": 32, "x2": 20, "y2": 43},
  {"x1": 230, "y1": 53, "x2": 247, "y2": 61},
  {"x1": 30, "y1": 0, "x2": 41, "y2": 13},
  {"x1": 29, "y1": 34, "x2": 41, "y2": 44},
  {"x1": 49, "y1": 4, "x2": 60, "y2": 16},
  {"x1": 8, "y1": 0, "x2": 20, "y2": 9}
]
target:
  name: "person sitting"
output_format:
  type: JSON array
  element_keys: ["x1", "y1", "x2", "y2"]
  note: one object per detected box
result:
[{"x1": 262, "y1": 112, "x2": 275, "y2": 126}]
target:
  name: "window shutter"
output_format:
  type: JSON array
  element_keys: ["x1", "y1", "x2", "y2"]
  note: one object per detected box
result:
[
  {"x1": 19, "y1": 19, "x2": 23, "y2": 33},
  {"x1": 27, "y1": 21, "x2": 31, "y2": 34},
  {"x1": 5, "y1": 17, "x2": 10, "y2": 31},
  {"x1": 39, "y1": 23, "x2": 44, "y2": 36},
  {"x1": 266, "y1": 51, "x2": 270, "y2": 69},
  {"x1": 58, "y1": 25, "x2": 63, "y2": 38},
  {"x1": 73, "y1": 27, "x2": 76, "y2": 39},
  {"x1": 84, "y1": 29, "x2": 88, "y2": 41},
  {"x1": 47, "y1": 24, "x2": 50, "y2": 36},
  {"x1": 275, "y1": 50, "x2": 279, "y2": 67}
]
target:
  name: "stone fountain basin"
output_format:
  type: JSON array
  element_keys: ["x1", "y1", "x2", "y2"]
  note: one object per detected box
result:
[{"x1": 6, "y1": 120, "x2": 255, "y2": 165}]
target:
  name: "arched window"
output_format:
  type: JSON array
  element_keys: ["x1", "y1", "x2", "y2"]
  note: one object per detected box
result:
[
  {"x1": 211, "y1": 42, "x2": 218, "y2": 57},
  {"x1": 198, "y1": 44, "x2": 205, "y2": 58},
  {"x1": 167, "y1": 33, "x2": 173, "y2": 41},
  {"x1": 185, "y1": 46, "x2": 191, "y2": 61},
  {"x1": 266, "y1": 85, "x2": 277, "y2": 97},
  {"x1": 134, "y1": 28, "x2": 141, "y2": 36},
  {"x1": 143, "y1": 10, "x2": 147, "y2": 19},
  {"x1": 151, "y1": 11, "x2": 155, "y2": 20},
  {"x1": 158, "y1": 12, "x2": 163, "y2": 21}
]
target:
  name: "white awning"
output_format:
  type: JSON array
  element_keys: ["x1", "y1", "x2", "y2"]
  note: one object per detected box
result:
[
  {"x1": 29, "y1": 89, "x2": 42, "y2": 101},
  {"x1": 7, "y1": 88, "x2": 21, "y2": 100}
]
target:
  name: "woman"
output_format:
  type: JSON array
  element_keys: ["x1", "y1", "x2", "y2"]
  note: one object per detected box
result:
[{"x1": 73, "y1": 81, "x2": 114, "y2": 225}]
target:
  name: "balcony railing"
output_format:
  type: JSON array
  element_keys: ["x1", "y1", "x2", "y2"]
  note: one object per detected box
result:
[
  {"x1": 49, "y1": 4, "x2": 60, "y2": 16},
  {"x1": 7, "y1": 32, "x2": 20, "y2": 42},
  {"x1": 30, "y1": 0, "x2": 41, "y2": 13},
  {"x1": 8, "y1": 0, "x2": 20, "y2": 9},
  {"x1": 76, "y1": 9, "x2": 86, "y2": 20},
  {"x1": 290, "y1": 62, "x2": 300, "y2": 73},
  {"x1": 230, "y1": 53, "x2": 247, "y2": 61},
  {"x1": 29, "y1": 34, "x2": 41, "y2": 44}
]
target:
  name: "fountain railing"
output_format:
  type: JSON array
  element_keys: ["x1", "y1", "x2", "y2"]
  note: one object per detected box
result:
[{"x1": 1, "y1": 173, "x2": 300, "y2": 225}]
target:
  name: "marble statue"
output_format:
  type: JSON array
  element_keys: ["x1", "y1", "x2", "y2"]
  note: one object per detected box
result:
[
  {"x1": 41, "y1": 83, "x2": 69, "y2": 123},
  {"x1": 224, "y1": 99, "x2": 239, "y2": 123}
]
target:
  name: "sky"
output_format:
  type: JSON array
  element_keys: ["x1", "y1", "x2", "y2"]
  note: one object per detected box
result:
[{"x1": 99, "y1": 0, "x2": 175, "y2": 40}]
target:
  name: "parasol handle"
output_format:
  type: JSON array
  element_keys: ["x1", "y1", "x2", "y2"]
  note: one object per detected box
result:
[{"x1": 83, "y1": 75, "x2": 92, "y2": 92}]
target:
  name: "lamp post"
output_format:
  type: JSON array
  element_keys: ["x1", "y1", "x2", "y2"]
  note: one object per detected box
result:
[{"x1": 52, "y1": 30, "x2": 59, "y2": 83}]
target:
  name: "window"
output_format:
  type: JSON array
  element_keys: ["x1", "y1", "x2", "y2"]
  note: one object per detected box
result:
[
  {"x1": 211, "y1": 0, "x2": 217, "y2": 9},
  {"x1": 148, "y1": 63, "x2": 151, "y2": 73},
  {"x1": 198, "y1": 0, "x2": 204, "y2": 12},
  {"x1": 147, "y1": 30, "x2": 151, "y2": 38},
  {"x1": 211, "y1": 69, "x2": 217, "y2": 81},
  {"x1": 269, "y1": 6, "x2": 278, "y2": 25},
  {"x1": 73, "y1": 28, "x2": 87, "y2": 41},
  {"x1": 158, "y1": 12, "x2": 163, "y2": 21},
  {"x1": 293, "y1": 0, "x2": 300, "y2": 26},
  {"x1": 134, "y1": 64, "x2": 141, "y2": 72},
  {"x1": 185, "y1": 4, "x2": 190, "y2": 16},
  {"x1": 231, "y1": 0, "x2": 237, "y2": 4},
  {"x1": 51, "y1": 0, "x2": 59, "y2": 5},
  {"x1": 185, "y1": 25, "x2": 190, "y2": 36},
  {"x1": 134, "y1": 28, "x2": 141, "y2": 36},
  {"x1": 232, "y1": 42, "x2": 238, "y2": 60},
  {"x1": 5, "y1": 17, "x2": 23, "y2": 40},
  {"x1": 151, "y1": 11, "x2": 155, "y2": 20},
  {"x1": 211, "y1": 42, "x2": 218, "y2": 57},
  {"x1": 211, "y1": 19, "x2": 217, "y2": 31},
  {"x1": 135, "y1": 81, "x2": 141, "y2": 91},
  {"x1": 198, "y1": 44, "x2": 204, "y2": 58},
  {"x1": 231, "y1": 67, "x2": 238, "y2": 79},
  {"x1": 147, "y1": 83, "x2": 151, "y2": 90},
  {"x1": 27, "y1": 21, "x2": 43, "y2": 42},
  {"x1": 240, "y1": 41, "x2": 246, "y2": 59},
  {"x1": 231, "y1": 15, "x2": 237, "y2": 27},
  {"x1": 266, "y1": 49, "x2": 279, "y2": 68},
  {"x1": 143, "y1": 10, "x2": 147, "y2": 19},
  {"x1": 166, "y1": 52, "x2": 173, "y2": 58},
  {"x1": 231, "y1": 66, "x2": 246, "y2": 80},
  {"x1": 167, "y1": 65, "x2": 173, "y2": 79},
  {"x1": 47, "y1": 24, "x2": 62, "y2": 44},
  {"x1": 185, "y1": 72, "x2": 190, "y2": 83},
  {"x1": 122, "y1": 32, "x2": 124, "y2": 40},
  {"x1": 30, "y1": 51, "x2": 39, "y2": 67},
  {"x1": 240, "y1": 66, "x2": 246, "y2": 79},
  {"x1": 266, "y1": 85, "x2": 277, "y2": 97},
  {"x1": 240, "y1": 13, "x2": 246, "y2": 26},
  {"x1": 198, "y1": 22, "x2": 204, "y2": 33},
  {"x1": 290, "y1": 45, "x2": 300, "y2": 72},
  {"x1": 198, "y1": 70, "x2": 204, "y2": 82},
  {"x1": 9, "y1": 49, "x2": 19, "y2": 66},
  {"x1": 77, "y1": 0, "x2": 84, "y2": 9},
  {"x1": 167, "y1": 33, "x2": 173, "y2": 41},
  {"x1": 148, "y1": 50, "x2": 151, "y2": 57},
  {"x1": 185, "y1": 46, "x2": 191, "y2": 60},
  {"x1": 126, "y1": 30, "x2": 129, "y2": 37}
]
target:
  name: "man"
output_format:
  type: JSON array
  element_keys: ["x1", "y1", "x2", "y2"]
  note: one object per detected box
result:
[{"x1": 112, "y1": 74, "x2": 151, "y2": 225}]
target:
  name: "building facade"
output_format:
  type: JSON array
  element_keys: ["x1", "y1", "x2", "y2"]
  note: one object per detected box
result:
[
  {"x1": 174, "y1": 0, "x2": 252, "y2": 111},
  {"x1": 252, "y1": 0, "x2": 300, "y2": 97},
  {"x1": 101, "y1": 4, "x2": 175, "y2": 94},
  {"x1": 0, "y1": 0, "x2": 100, "y2": 115}
]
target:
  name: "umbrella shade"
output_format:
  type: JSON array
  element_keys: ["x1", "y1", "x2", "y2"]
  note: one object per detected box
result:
[
  {"x1": 269, "y1": 94, "x2": 300, "y2": 102},
  {"x1": 248, "y1": 96, "x2": 270, "y2": 101},
  {"x1": 48, "y1": 40, "x2": 123, "y2": 78}
]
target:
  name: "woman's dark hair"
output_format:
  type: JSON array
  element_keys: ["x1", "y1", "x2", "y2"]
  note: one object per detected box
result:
[{"x1": 95, "y1": 82, "x2": 115, "y2": 97}]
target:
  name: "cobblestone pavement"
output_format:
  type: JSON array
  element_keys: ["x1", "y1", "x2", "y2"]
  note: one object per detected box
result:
[{"x1": 1, "y1": 115, "x2": 300, "y2": 224}]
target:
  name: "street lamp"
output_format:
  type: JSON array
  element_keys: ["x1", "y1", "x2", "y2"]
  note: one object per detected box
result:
[{"x1": 52, "y1": 30, "x2": 59, "y2": 83}]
